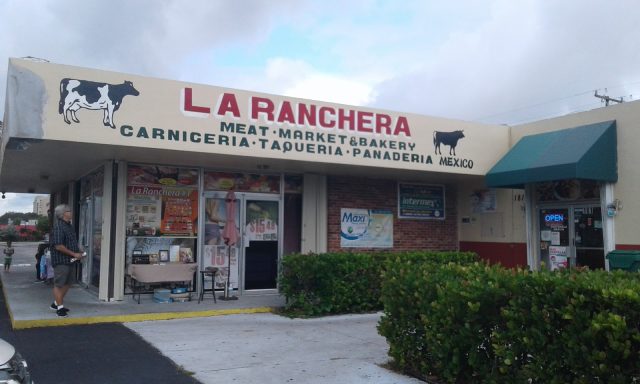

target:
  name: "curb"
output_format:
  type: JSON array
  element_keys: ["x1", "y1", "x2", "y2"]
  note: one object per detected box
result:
[{"x1": 11, "y1": 306, "x2": 276, "y2": 329}]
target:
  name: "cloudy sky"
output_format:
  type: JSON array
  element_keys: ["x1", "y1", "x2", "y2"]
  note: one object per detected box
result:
[
  {"x1": 0, "y1": 193, "x2": 44, "y2": 216},
  {"x1": 0, "y1": 0, "x2": 639, "y2": 214}
]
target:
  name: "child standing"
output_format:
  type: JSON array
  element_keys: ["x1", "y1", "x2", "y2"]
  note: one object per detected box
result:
[{"x1": 3, "y1": 241, "x2": 15, "y2": 271}]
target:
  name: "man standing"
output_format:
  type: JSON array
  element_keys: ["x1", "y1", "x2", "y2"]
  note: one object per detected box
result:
[{"x1": 50, "y1": 204, "x2": 84, "y2": 317}]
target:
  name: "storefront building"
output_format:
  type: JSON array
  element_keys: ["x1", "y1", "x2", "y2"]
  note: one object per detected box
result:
[{"x1": 1, "y1": 58, "x2": 635, "y2": 301}]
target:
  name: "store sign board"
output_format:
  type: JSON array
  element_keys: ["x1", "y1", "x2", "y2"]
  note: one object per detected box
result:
[
  {"x1": 6, "y1": 58, "x2": 511, "y2": 175},
  {"x1": 398, "y1": 183, "x2": 445, "y2": 219}
]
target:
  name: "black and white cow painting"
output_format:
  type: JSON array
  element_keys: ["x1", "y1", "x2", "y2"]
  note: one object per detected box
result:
[
  {"x1": 433, "y1": 130, "x2": 465, "y2": 156},
  {"x1": 59, "y1": 79, "x2": 139, "y2": 128}
]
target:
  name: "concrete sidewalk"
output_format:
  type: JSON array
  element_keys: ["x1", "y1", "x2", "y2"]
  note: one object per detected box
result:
[
  {"x1": 1, "y1": 242, "x2": 284, "y2": 329},
  {"x1": 127, "y1": 312, "x2": 424, "y2": 384}
]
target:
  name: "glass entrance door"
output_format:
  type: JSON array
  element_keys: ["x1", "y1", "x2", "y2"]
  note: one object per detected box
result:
[
  {"x1": 90, "y1": 194, "x2": 102, "y2": 288},
  {"x1": 78, "y1": 196, "x2": 103, "y2": 290},
  {"x1": 202, "y1": 194, "x2": 241, "y2": 292},
  {"x1": 201, "y1": 193, "x2": 280, "y2": 293},
  {"x1": 78, "y1": 199, "x2": 91, "y2": 287},
  {"x1": 244, "y1": 199, "x2": 279, "y2": 290},
  {"x1": 573, "y1": 206, "x2": 604, "y2": 269},
  {"x1": 539, "y1": 205, "x2": 604, "y2": 270},
  {"x1": 77, "y1": 167, "x2": 105, "y2": 291}
]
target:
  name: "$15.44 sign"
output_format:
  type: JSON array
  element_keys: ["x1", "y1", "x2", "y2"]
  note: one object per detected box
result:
[{"x1": 246, "y1": 218, "x2": 277, "y2": 241}]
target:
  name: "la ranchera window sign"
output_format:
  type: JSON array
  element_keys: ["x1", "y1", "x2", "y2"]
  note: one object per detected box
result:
[{"x1": 398, "y1": 183, "x2": 445, "y2": 219}]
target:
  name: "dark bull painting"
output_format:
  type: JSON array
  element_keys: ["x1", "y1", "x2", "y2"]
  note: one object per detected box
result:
[{"x1": 433, "y1": 130, "x2": 465, "y2": 156}]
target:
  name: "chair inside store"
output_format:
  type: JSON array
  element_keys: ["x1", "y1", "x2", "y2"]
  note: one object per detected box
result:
[{"x1": 198, "y1": 266, "x2": 219, "y2": 303}]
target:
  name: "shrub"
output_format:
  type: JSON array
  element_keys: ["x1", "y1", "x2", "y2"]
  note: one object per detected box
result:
[
  {"x1": 493, "y1": 269, "x2": 640, "y2": 383},
  {"x1": 378, "y1": 263, "x2": 640, "y2": 383},
  {"x1": 278, "y1": 251, "x2": 477, "y2": 317}
]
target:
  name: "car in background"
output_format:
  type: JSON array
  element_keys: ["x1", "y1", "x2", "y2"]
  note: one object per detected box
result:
[{"x1": 0, "y1": 338, "x2": 32, "y2": 383}]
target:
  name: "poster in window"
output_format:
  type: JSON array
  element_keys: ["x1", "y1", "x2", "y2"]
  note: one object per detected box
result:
[
  {"x1": 158, "y1": 249, "x2": 169, "y2": 263},
  {"x1": 471, "y1": 189, "x2": 497, "y2": 213},
  {"x1": 245, "y1": 201, "x2": 279, "y2": 242},
  {"x1": 128, "y1": 164, "x2": 198, "y2": 188},
  {"x1": 203, "y1": 171, "x2": 280, "y2": 193},
  {"x1": 160, "y1": 190, "x2": 198, "y2": 236},
  {"x1": 127, "y1": 164, "x2": 199, "y2": 236},
  {"x1": 203, "y1": 245, "x2": 239, "y2": 289},
  {"x1": 126, "y1": 194, "x2": 161, "y2": 236},
  {"x1": 549, "y1": 246, "x2": 568, "y2": 270},
  {"x1": 179, "y1": 247, "x2": 193, "y2": 263}
]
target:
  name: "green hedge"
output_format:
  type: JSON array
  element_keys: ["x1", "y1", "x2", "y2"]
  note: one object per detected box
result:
[
  {"x1": 378, "y1": 262, "x2": 640, "y2": 383},
  {"x1": 278, "y1": 251, "x2": 477, "y2": 317}
]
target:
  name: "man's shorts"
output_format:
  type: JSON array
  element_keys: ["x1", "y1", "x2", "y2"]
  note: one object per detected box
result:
[
  {"x1": 4, "y1": 257, "x2": 11, "y2": 267},
  {"x1": 53, "y1": 264, "x2": 76, "y2": 287}
]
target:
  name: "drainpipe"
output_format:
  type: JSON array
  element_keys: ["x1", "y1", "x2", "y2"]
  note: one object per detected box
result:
[
  {"x1": 601, "y1": 183, "x2": 616, "y2": 271},
  {"x1": 524, "y1": 184, "x2": 538, "y2": 270}
]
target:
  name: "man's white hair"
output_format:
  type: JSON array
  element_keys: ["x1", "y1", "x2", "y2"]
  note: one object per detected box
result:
[{"x1": 54, "y1": 204, "x2": 70, "y2": 219}]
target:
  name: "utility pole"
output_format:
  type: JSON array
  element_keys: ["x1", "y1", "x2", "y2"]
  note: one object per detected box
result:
[{"x1": 594, "y1": 90, "x2": 623, "y2": 106}]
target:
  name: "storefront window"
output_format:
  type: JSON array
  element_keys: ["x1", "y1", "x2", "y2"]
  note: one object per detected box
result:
[
  {"x1": 78, "y1": 167, "x2": 104, "y2": 289},
  {"x1": 125, "y1": 164, "x2": 199, "y2": 284}
]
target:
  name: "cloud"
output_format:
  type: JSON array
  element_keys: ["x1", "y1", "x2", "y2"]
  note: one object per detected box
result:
[
  {"x1": 256, "y1": 58, "x2": 376, "y2": 106},
  {"x1": 0, "y1": 193, "x2": 43, "y2": 216},
  {"x1": 370, "y1": 0, "x2": 640, "y2": 124},
  {"x1": 1, "y1": 0, "x2": 640, "y2": 126},
  {"x1": 0, "y1": 0, "x2": 305, "y2": 114},
  {"x1": 1, "y1": 0, "x2": 639, "y2": 212}
]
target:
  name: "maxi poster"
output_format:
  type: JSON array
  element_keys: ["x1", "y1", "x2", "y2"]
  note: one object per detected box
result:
[{"x1": 340, "y1": 208, "x2": 393, "y2": 248}]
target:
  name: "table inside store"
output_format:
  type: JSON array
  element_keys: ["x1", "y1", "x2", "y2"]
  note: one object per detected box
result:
[{"x1": 128, "y1": 263, "x2": 197, "y2": 303}]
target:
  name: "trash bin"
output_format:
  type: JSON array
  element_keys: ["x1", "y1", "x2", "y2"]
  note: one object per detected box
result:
[{"x1": 606, "y1": 250, "x2": 640, "y2": 271}]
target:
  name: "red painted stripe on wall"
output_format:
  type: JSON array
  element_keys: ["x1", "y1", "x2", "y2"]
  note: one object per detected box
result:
[
  {"x1": 616, "y1": 244, "x2": 640, "y2": 250},
  {"x1": 459, "y1": 241, "x2": 527, "y2": 269}
]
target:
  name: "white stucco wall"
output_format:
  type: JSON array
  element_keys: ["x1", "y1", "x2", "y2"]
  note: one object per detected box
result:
[{"x1": 457, "y1": 180, "x2": 526, "y2": 244}]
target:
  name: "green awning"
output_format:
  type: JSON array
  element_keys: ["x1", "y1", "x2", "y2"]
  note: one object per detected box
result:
[{"x1": 486, "y1": 120, "x2": 617, "y2": 188}]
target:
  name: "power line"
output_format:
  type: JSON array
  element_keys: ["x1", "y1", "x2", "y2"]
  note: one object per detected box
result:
[
  {"x1": 506, "y1": 101, "x2": 603, "y2": 126},
  {"x1": 475, "y1": 81, "x2": 640, "y2": 123},
  {"x1": 474, "y1": 90, "x2": 593, "y2": 122}
]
